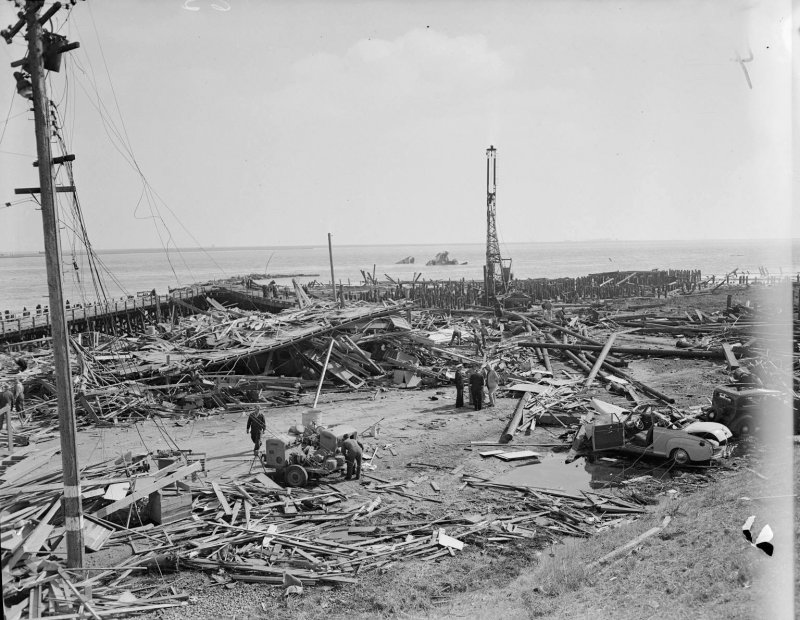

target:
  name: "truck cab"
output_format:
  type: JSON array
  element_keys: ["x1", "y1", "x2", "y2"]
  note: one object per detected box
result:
[{"x1": 708, "y1": 386, "x2": 792, "y2": 436}]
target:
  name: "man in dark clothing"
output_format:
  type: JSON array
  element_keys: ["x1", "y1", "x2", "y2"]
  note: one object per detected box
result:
[
  {"x1": 342, "y1": 434, "x2": 364, "y2": 480},
  {"x1": 469, "y1": 370, "x2": 485, "y2": 411},
  {"x1": 454, "y1": 365, "x2": 465, "y2": 408},
  {"x1": 492, "y1": 296, "x2": 504, "y2": 319},
  {"x1": 246, "y1": 409, "x2": 266, "y2": 456}
]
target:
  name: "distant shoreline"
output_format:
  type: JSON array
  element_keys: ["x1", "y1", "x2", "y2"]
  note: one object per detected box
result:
[{"x1": 1, "y1": 237, "x2": 796, "y2": 259}]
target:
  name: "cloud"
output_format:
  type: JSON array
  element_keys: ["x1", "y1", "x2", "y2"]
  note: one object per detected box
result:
[{"x1": 270, "y1": 28, "x2": 514, "y2": 122}]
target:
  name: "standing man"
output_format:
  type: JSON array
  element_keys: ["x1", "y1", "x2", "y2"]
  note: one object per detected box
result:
[
  {"x1": 485, "y1": 365, "x2": 499, "y2": 407},
  {"x1": 473, "y1": 324, "x2": 484, "y2": 357},
  {"x1": 542, "y1": 300, "x2": 553, "y2": 321},
  {"x1": 469, "y1": 368, "x2": 485, "y2": 411},
  {"x1": 479, "y1": 320, "x2": 489, "y2": 347},
  {"x1": 342, "y1": 433, "x2": 364, "y2": 480},
  {"x1": 246, "y1": 408, "x2": 265, "y2": 456},
  {"x1": 454, "y1": 365, "x2": 465, "y2": 409},
  {"x1": 0, "y1": 389, "x2": 13, "y2": 431}
]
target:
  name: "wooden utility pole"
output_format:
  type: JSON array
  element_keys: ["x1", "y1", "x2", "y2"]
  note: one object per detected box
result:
[
  {"x1": 24, "y1": 1, "x2": 86, "y2": 569},
  {"x1": 327, "y1": 232, "x2": 342, "y2": 307}
]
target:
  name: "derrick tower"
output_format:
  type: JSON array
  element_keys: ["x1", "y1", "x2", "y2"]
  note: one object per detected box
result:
[{"x1": 484, "y1": 145, "x2": 511, "y2": 303}]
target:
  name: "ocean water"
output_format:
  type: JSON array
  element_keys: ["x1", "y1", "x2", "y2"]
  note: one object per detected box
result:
[{"x1": 0, "y1": 238, "x2": 797, "y2": 312}]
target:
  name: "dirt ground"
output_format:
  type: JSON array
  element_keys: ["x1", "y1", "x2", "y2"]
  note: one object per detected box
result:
[{"x1": 12, "y1": 284, "x2": 795, "y2": 619}]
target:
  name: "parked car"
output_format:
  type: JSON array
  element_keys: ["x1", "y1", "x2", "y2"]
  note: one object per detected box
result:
[
  {"x1": 707, "y1": 386, "x2": 799, "y2": 436},
  {"x1": 588, "y1": 413, "x2": 729, "y2": 464}
]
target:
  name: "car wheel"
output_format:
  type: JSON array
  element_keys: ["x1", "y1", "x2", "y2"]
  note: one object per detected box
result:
[
  {"x1": 736, "y1": 416, "x2": 756, "y2": 436},
  {"x1": 284, "y1": 464, "x2": 308, "y2": 487},
  {"x1": 670, "y1": 448, "x2": 690, "y2": 465}
]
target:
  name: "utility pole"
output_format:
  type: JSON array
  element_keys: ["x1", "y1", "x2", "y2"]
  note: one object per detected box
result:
[
  {"x1": 327, "y1": 232, "x2": 342, "y2": 307},
  {"x1": 5, "y1": 1, "x2": 86, "y2": 569},
  {"x1": 485, "y1": 145, "x2": 501, "y2": 305}
]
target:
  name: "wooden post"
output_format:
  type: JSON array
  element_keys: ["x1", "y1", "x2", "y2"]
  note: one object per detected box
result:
[
  {"x1": 328, "y1": 233, "x2": 342, "y2": 307},
  {"x1": 312, "y1": 339, "x2": 336, "y2": 409},
  {"x1": 585, "y1": 333, "x2": 617, "y2": 387},
  {"x1": 499, "y1": 392, "x2": 531, "y2": 444},
  {"x1": 25, "y1": 1, "x2": 85, "y2": 569}
]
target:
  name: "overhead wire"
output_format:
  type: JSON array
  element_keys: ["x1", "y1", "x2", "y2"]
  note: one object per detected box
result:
[{"x1": 69, "y1": 15, "x2": 230, "y2": 284}]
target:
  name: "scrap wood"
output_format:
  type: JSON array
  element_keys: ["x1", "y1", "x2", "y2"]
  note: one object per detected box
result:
[
  {"x1": 92, "y1": 462, "x2": 201, "y2": 519},
  {"x1": 590, "y1": 516, "x2": 672, "y2": 567}
]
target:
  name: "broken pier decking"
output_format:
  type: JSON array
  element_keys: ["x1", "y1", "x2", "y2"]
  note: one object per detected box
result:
[
  {"x1": 330, "y1": 269, "x2": 708, "y2": 309},
  {"x1": 0, "y1": 284, "x2": 293, "y2": 345}
]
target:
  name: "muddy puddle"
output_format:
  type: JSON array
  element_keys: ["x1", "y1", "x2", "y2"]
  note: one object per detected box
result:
[{"x1": 491, "y1": 452, "x2": 659, "y2": 493}]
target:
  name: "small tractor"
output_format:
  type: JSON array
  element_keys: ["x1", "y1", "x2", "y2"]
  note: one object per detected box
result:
[{"x1": 261, "y1": 424, "x2": 358, "y2": 487}]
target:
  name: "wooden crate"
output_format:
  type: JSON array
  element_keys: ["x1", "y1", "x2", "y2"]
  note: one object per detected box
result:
[{"x1": 149, "y1": 490, "x2": 193, "y2": 525}]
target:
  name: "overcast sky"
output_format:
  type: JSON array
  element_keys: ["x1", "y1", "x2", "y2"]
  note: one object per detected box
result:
[{"x1": 0, "y1": 0, "x2": 794, "y2": 252}]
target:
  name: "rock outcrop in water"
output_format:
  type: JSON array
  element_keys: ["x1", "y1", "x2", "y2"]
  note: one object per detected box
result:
[
  {"x1": 396, "y1": 256, "x2": 415, "y2": 264},
  {"x1": 426, "y1": 251, "x2": 463, "y2": 266}
]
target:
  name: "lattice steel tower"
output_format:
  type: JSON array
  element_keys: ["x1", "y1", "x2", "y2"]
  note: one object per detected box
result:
[{"x1": 484, "y1": 145, "x2": 511, "y2": 303}]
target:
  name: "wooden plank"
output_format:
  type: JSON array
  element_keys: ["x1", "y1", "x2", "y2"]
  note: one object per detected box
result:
[
  {"x1": 93, "y1": 462, "x2": 201, "y2": 519},
  {"x1": 429, "y1": 481, "x2": 440, "y2": 492},
  {"x1": 591, "y1": 516, "x2": 671, "y2": 566},
  {"x1": 0, "y1": 448, "x2": 58, "y2": 487},
  {"x1": 103, "y1": 482, "x2": 130, "y2": 501},
  {"x1": 253, "y1": 473, "x2": 283, "y2": 491},
  {"x1": 722, "y1": 342, "x2": 740, "y2": 369},
  {"x1": 494, "y1": 451, "x2": 541, "y2": 461},
  {"x1": 6, "y1": 498, "x2": 59, "y2": 571},
  {"x1": 83, "y1": 519, "x2": 113, "y2": 552},
  {"x1": 230, "y1": 499, "x2": 242, "y2": 525},
  {"x1": 479, "y1": 450, "x2": 505, "y2": 457},
  {"x1": 211, "y1": 481, "x2": 233, "y2": 516}
]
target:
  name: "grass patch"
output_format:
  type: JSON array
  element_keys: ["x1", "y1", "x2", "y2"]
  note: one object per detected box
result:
[{"x1": 439, "y1": 450, "x2": 795, "y2": 620}]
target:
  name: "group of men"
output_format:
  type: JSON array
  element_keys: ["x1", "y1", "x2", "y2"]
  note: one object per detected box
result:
[{"x1": 453, "y1": 364, "x2": 499, "y2": 411}]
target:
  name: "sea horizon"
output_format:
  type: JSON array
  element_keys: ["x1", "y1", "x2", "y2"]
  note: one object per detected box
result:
[
  {"x1": 1, "y1": 238, "x2": 797, "y2": 312},
  {"x1": 2, "y1": 236, "x2": 798, "y2": 258}
]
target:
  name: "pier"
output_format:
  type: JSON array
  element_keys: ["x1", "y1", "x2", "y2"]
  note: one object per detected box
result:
[{"x1": 0, "y1": 283, "x2": 293, "y2": 345}]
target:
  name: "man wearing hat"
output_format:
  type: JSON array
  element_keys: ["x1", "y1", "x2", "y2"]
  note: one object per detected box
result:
[
  {"x1": 469, "y1": 367, "x2": 485, "y2": 411},
  {"x1": 453, "y1": 365, "x2": 465, "y2": 408}
]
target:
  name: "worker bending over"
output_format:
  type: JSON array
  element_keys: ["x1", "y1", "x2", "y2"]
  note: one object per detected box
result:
[
  {"x1": 342, "y1": 433, "x2": 364, "y2": 480},
  {"x1": 246, "y1": 409, "x2": 266, "y2": 456}
]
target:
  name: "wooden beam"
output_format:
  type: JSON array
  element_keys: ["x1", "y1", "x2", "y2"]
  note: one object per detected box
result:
[
  {"x1": 722, "y1": 342, "x2": 740, "y2": 369},
  {"x1": 585, "y1": 333, "x2": 617, "y2": 387}
]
